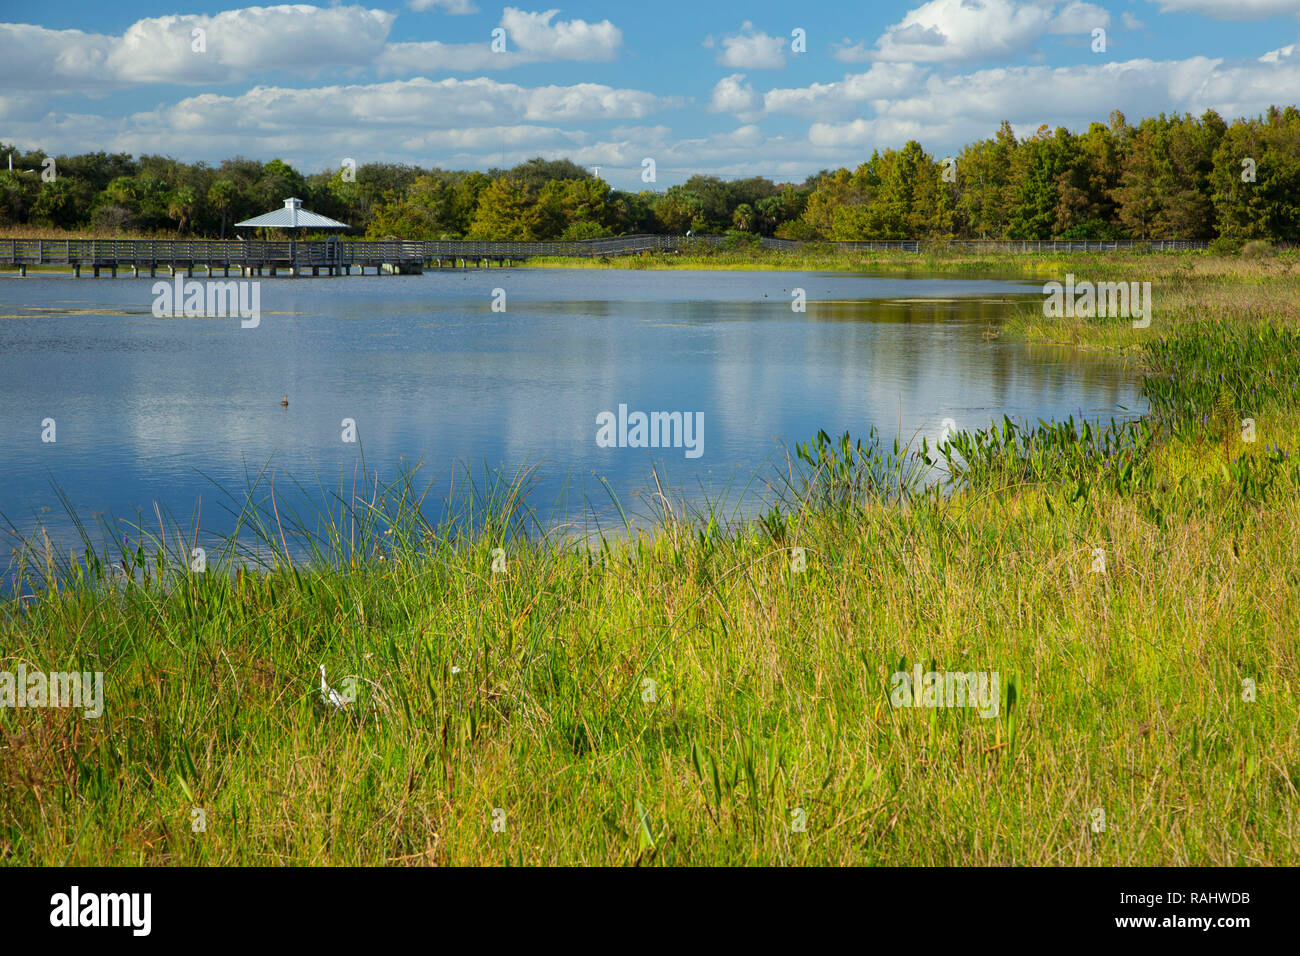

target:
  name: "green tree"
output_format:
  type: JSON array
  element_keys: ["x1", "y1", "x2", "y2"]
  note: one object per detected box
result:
[
  {"x1": 0, "y1": 171, "x2": 38, "y2": 225},
  {"x1": 1211, "y1": 107, "x2": 1300, "y2": 240},
  {"x1": 166, "y1": 185, "x2": 198, "y2": 233},
  {"x1": 468, "y1": 178, "x2": 534, "y2": 239},
  {"x1": 207, "y1": 180, "x2": 236, "y2": 237}
]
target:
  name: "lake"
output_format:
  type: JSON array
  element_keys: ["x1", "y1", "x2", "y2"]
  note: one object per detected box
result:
[{"x1": 0, "y1": 268, "x2": 1143, "y2": 561}]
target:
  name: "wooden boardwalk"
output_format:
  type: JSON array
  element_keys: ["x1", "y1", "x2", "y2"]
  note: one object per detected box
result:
[{"x1": 0, "y1": 235, "x2": 1210, "y2": 277}]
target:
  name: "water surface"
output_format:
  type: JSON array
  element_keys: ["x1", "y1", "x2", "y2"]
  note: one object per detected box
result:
[{"x1": 0, "y1": 268, "x2": 1142, "y2": 557}]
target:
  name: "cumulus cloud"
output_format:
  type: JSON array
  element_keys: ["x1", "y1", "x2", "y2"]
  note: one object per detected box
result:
[
  {"x1": 708, "y1": 74, "x2": 759, "y2": 116},
  {"x1": 0, "y1": 5, "x2": 625, "y2": 92},
  {"x1": 865, "y1": 0, "x2": 1110, "y2": 63},
  {"x1": 710, "y1": 22, "x2": 787, "y2": 69},
  {"x1": 830, "y1": 40, "x2": 873, "y2": 63},
  {"x1": 0, "y1": 6, "x2": 397, "y2": 91},
  {"x1": 802, "y1": 55, "x2": 1248, "y2": 149},
  {"x1": 377, "y1": 6, "x2": 622, "y2": 74},
  {"x1": 1048, "y1": 2, "x2": 1111, "y2": 33},
  {"x1": 152, "y1": 76, "x2": 664, "y2": 135},
  {"x1": 761, "y1": 64, "x2": 929, "y2": 118},
  {"x1": 0, "y1": 72, "x2": 668, "y2": 182},
  {"x1": 501, "y1": 7, "x2": 621, "y2": 59}
]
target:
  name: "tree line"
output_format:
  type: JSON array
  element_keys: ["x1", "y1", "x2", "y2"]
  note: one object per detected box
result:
[{"x1": 3, "y1": 105, "x2": 1298, "y2": 243}]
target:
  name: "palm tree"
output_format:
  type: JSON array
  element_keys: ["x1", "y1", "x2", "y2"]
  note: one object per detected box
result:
[
  {"x1": 167, "y1": 185, "x2": 197, "y2": 234},
  {"x1": 208, "y1": 180, "x2": 235, "y2": 238}
]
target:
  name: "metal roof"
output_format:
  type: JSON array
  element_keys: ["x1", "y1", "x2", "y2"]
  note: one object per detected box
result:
[{"x1": 235, "y1": 198, "x2": 350, "y2": 230}]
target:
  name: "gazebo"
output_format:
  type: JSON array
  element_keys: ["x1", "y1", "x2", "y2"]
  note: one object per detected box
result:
[{"x1": 234, "y1": 198, "x2": 350, "y2": 275}]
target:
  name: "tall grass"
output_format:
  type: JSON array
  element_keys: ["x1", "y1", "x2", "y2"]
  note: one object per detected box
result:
[{"x1": 529, "y1": 246, "x2": 1300, "y2": 278}]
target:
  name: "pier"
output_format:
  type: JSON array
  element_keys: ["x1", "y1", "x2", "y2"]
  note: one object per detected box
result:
[
  {"x1": 0, "y1": 236, "x2": 1210, "y2": 277},
  {"x1": 0, "y1": 235, "x2": 680, "y2": 277}
]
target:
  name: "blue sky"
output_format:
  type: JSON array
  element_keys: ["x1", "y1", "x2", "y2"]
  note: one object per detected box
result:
[{"x1": 5, "y1": 0, "x2": 1300, "y2": 188}]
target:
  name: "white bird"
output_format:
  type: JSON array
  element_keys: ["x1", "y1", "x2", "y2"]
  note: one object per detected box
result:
[{"x1": 319, "y1": 664, "x2": 347, "y2": 711}]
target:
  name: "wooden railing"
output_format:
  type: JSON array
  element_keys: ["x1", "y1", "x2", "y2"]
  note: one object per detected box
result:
[{"x1": 0, "y1": 235, "x2": 1214, "y2": 266}]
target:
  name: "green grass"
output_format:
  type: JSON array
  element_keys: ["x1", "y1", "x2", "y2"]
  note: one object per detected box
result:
[
  {"x1": 1, "y1": 253, "x2": 1297, "y2": 865},
  {"x1": 527, "y1": 244, "x2": 1300, "y2": 278}
]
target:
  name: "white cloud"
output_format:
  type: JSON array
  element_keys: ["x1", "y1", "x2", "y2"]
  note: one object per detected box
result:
[
  {"x1": 762, "y1": 64, "x2": 929, "y2": 118},
  {"x1": 708, "y1": 74, "x2": 759, "y2": 116},
  {"x1": 0, "y1": 5, "x2": 395, "y2": 90},
  {"x1": 500, "y1": 7, "x2": 621, "y2": 60},
  {"x1": 0, "y1": 5, "x2": 625, "y2": 92},
  {"x1": 1048, "y1": 2, "x2": 1111, "y2": 33},
  {"x1": 831, "y1": 40, "x2": 873, "y2": 63},
  {"x1": 870, "y1": 0, "x2": 1110, "y2": 63},
  {"x1": 0, "y1": 23, "x2": 113, "y2": 90},
  {"x1": 1122, "y1": 12, "x2": 1147, "y2": 29},
  {"x1": 409, "y1": 0, "x2": 479, "y2": 13},
  {"x1": 156, "y1": 76, "x2": 663, "y2": 131},
  {"x1": 803, "y1": 56, "x2": 1238, "y2": 149},
  {"x1": 0, "y1": 73, "x2": 669, "y2": 182},
  {"x1": 378, "y1": 6, "x2": 622, "y2": 75},
  {"x1": 376, "y1": 42, "x2": 532, "y2": 73},
  {"x1": 722, "y1": 124, "x2": 765, "y2": 148},
  {"x1": 714, "y1": 22, "x2": 787, "y2": 69},
  {"x1": 117, "y1": 6, "x2": 397, "y2": 82},
  {"x1": 1154, "y1": 0, "x2": 1300, "y2": 17}
]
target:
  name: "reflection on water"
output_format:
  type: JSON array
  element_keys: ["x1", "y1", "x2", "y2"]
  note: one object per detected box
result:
[{"x1": 0, "y1": 268, "x2": 1143, "y2": 556}]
